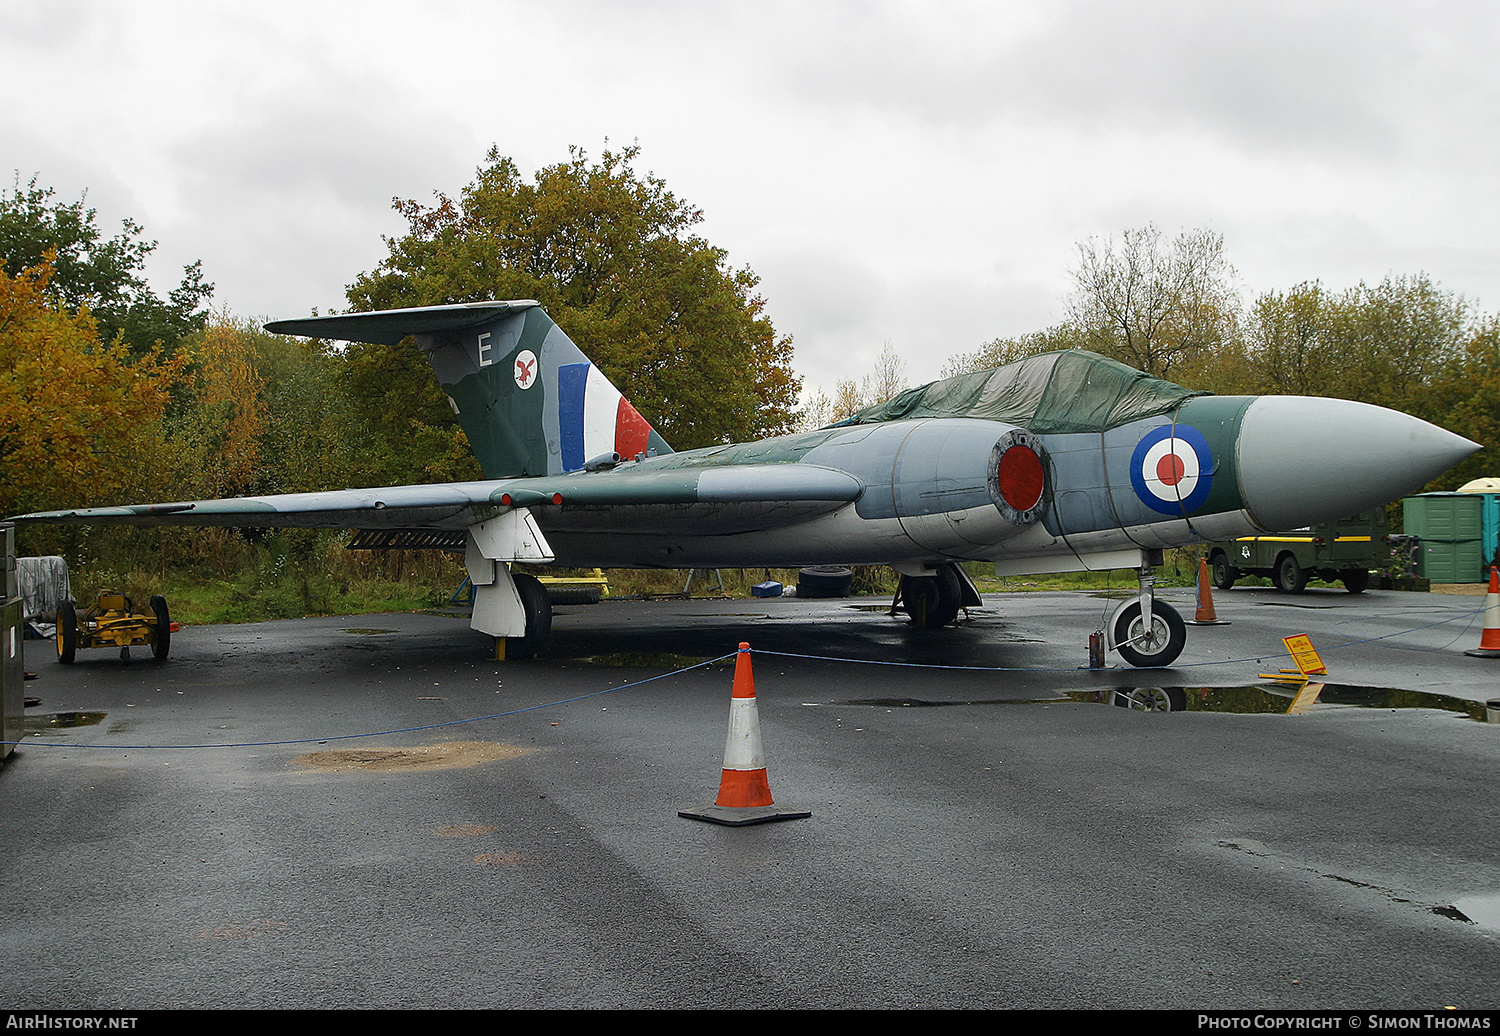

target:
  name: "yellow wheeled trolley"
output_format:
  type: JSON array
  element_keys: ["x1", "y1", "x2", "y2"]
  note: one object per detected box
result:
[{"x1": 56, "y1": 590, "x2": 172, "y2": 664}]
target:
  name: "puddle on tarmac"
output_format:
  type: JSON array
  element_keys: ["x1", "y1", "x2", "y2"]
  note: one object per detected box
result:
[
  {"x1": 341, "y1": 628, "x2": 399, "y2": 635},
  {"x1": 840, "y1": 684, "x2": 1491, "y2": 719},
  {"x1": 1093, "y1": 683, "x2": 1491, "y2": 718},
  {"x1": 25, "y1": 711, "x2": 107, "y2": 733},
  {"x1": 1222, "y1": 841, "x2": 1500, "y2": 932},
  {"x1": 1446, "y1": 895, "x2": 1500, "y2": 931},
  {"x1": 291, "y1": 741, "x2": 532, "y2": 773}
]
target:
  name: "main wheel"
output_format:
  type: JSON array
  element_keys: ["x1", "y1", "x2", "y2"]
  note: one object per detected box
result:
[
  {"x1": 900, "y1": 567, "x2": 962, "y2": 628},
  {"x1": 1111, "y1": 600, "x2": 1186, "y2": 668},
  {"x1": 56, "y1": 599, "x2": 78, "y2": 665},
  {"x1": 149, "y1": 595, "x2": 171, "y2": 660},
  {"x1": 505, "y1": 573, "x2": 553, "y2": 660},
  {"x1": 1210, "y1": 552, "x2": 1237, "y2": 590},
  {"x1": 1341, "y1": 568, "x2": 1369, "y2": 594},
  {"x1": 1273, "y1": 553, "x2": 1308, "y2": 594}
]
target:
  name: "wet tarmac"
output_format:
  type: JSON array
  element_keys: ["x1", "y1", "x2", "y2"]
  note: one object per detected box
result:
[{"x1": 3, "y1": 584, "x2": 1499, "y2": 1009}]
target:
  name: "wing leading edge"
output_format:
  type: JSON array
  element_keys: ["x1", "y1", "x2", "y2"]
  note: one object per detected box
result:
[{"x1": 12, "y1": 463, "x2": 865, "y2": 532}]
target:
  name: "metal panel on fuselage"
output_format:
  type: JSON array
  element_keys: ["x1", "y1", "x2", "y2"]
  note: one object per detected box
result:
[
  {"x1": 1039, "y1": 398, "x2": 1253, "y2": 540},
  {"x1": 1039, "y1": 418, "x2": 1192, "y2": 546}
]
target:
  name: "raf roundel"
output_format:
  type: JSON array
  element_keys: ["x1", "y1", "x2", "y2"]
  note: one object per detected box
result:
[{"x1": 1129, "y1": 424, "x2": 1214, "y2": 515}]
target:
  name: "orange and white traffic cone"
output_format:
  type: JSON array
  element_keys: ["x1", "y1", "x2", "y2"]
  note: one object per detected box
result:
[
  {"x1": 679, "y1": 642, "x2": 810, "y2": 826},
  {"x1": 1186, "y1": 556, "x2": 1230, "y2": 625},
  {"x1": 1465, "y1": 567, "x2": 1500, "y2": 658}
]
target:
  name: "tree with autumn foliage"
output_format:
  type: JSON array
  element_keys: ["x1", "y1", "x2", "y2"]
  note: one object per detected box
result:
[
  {"x1": 169, "y1": 316, "x2": 267, "y2": 499},
  {"x1": 0, "y1": 261, "x2": 187, "y2": 518},
  {"x1": 0, "y1": 175, "x2": 213, "y2": 354},
  {"x1": 345, "y1": 144, "x2": 799, "y2": 474},
  {"x1": 167, "y1": 314, "x2": 367, "y2": 499},
  {"x1": 1411, "y1": 318, "x2": 1500, "y2": 491}
]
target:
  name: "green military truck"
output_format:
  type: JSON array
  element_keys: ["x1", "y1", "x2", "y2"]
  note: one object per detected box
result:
[{"x1": 1206, "y1": 510, "x2": 1390, "y2": 594}]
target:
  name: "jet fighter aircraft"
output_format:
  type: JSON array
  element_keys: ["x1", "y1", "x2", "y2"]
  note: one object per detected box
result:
[{"x1": 14, "y1": 301, "x2": 1480, "y2": 666}]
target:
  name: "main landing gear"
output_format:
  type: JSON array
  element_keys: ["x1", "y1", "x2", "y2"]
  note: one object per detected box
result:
[
  {"x1": 896, "y1": 563, "x2": 984, "y2": 628},
  {"x1": 503, "y1": 573, "x2": 552, "y2": 660},
  {"x1": 464, "y1": 511, "x2": 557, "y2": 660}
]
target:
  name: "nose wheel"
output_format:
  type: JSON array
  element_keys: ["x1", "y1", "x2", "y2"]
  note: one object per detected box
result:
[
  {"x1": 1110, "y1": 599, "x2": 1186, "y2": 667},
  {"x1": 1108, "y1": 561, "x2": 1186, "y2": 667}
]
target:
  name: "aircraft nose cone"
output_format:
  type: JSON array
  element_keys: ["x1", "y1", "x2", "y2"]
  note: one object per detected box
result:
[{"x1": 1237, "y1": 397, "x2": 1480, "y2": 530}]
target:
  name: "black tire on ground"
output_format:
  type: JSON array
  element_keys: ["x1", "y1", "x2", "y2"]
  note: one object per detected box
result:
[
  {"x1": 545, "y1": 585, "x2": 603, "y2": 606},
  {"x1": 796, "y1": 566, "x2": 854, "y2": 599},
  {"x1": 506, "y1": 573, "x2": 553, "y2": 660},
  {"x1": 149, "y1": 594, "x2": 171, "y2": 660},
  {"x1": 1341, "y1": 568, "x2": 1370, "y2": 594},
  {"x1": 1210, "y1": 552, "x2": 1237, "y2": 590},
  {"x1": 56, "y1": 599, "x2": 78, "y2": 665},
  {"x1": 1111, "y1": 600, "x2": 1186, "y2": 668},
  {"x1": 1273, "y1": 553, "x2": 1308, "y2": 594},
  {"x1": 900, "y1": 567, "x2": 962, "y2": 628}
]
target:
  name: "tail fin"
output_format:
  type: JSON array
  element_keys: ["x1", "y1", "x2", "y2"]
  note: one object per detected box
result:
[{"x1": 266, "y1": 301, "x2": 672, "y2": 478}]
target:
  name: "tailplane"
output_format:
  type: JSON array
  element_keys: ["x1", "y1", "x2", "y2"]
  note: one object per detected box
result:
[{"x1": 266, "y1": 301, "x2": 672, "y2": 478}]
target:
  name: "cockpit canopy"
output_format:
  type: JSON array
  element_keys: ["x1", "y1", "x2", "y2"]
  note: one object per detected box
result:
[{"x1": 836, "y1": 349, "x2": 1207, "y2": 435}]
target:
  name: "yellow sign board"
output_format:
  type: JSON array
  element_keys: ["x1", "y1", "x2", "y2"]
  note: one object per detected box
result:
[{"x1": 1282, "y1": 634, "x2": 1328, "y2": 676}]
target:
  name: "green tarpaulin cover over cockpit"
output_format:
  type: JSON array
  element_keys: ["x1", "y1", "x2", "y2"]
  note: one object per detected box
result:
[{"x1": 836, "y1": 349, "x2": 1207, "y2": 434}]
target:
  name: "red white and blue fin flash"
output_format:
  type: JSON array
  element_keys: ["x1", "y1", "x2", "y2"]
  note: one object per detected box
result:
[
  {"x1": 1130, "y1": 424, "x2": 1214, "y2": 515},
  {"x1": 558, "y1": 362, "x2": 653, "y2": 471}
]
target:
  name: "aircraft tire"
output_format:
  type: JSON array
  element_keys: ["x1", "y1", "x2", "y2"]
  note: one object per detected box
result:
[
  {"x1": 1111, "y1": 600, "x2": 1186, "y2": 668},
  {"x1": 149, "y1": 595, "x2": 171, "y2": 660},
  {"x1": 1341, "y1": 569, "x2": 1369, "y2": 594},
  {"x1": 506, "y1": 573, "x2": 553, "y2": 660},
  {"x1": 901, "y1": 567, "x2": 962, "y2": 628},
  {"x1": 796, "y1": 566, "x2": 854, "y2": 598},
  {"x1": 1210, "y1": 552, "x2": 1237, "y2": 590},
  {"x1": 56, "y1": 599, "x2": 78, "y2": 665},
  {"x1": 546, "y1": 585, "x2": 602, "y2": 606},
  {"x1": 1273, "y1": 553, "x2": 1308, "y2": 594}
]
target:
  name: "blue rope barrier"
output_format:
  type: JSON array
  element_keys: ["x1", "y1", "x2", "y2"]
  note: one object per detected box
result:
[{"x1": 8, "y1": 600, "x2": 1485, "y2": 752}]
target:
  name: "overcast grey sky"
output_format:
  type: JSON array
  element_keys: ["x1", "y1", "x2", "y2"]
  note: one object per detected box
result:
[{"x1": 4, "y1": 0, "x2": 1498, "y2": 401}]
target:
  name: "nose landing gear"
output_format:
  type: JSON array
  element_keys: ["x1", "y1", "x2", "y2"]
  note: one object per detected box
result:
[{"x1": 1107, "y1": 564, "x2": 1186, "y2": 668}]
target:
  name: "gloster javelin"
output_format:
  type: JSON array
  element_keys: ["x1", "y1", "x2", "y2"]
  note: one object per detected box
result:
[{"x1": 15, "y1": 301, "x2": 1479, "y2": 666}]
